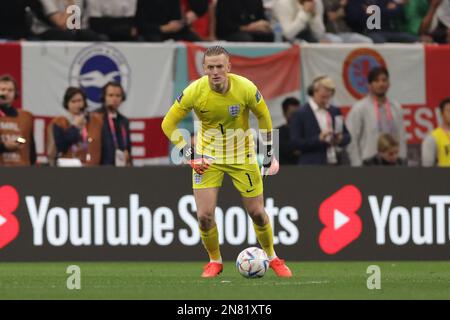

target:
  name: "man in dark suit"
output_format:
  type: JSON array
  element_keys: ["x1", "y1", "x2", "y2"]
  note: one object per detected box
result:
[
  {"x1": 290, "y1": 76, "x2": 351, "y2": 165},
  {"x1": 276, "y1": 97, "x2": 300, "y2": 165},
  {"x1": 94, "y1": 82, "x2": 132, "y2": 166}
]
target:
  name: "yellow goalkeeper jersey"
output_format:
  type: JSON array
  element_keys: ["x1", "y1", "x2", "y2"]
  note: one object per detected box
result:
[{"x1": 162, "y1": 73, "x2": 272, "y2": 164}]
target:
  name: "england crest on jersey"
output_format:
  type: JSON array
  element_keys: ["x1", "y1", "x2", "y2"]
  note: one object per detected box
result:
[
  {"x1": 194, "y1": 173, "x2": 202, "y2": 184},
  {"x1": 229, "y1": 104, "x2": 240, "y2": 117}
]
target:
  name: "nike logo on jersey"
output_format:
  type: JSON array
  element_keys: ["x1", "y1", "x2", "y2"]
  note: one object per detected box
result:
[
  {"x1": 200, "y1": 110, "x2": 209, "y2": 113},
  {"x1": 246, "y1": 189, "x2": 255, "y2": 193}
]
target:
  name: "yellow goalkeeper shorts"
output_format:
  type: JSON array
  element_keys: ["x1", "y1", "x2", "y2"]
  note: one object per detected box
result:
[{"x1": 192, "y1": 161, "x2": 263, "y2": 198}]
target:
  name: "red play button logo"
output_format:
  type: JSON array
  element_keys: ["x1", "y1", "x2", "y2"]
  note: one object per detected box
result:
[
  {"x1": 319, "y1": 185, "x2": 363, "y2": 254},
  {"x1": 0, "y1": 185, "x2": 20, "y2": 249}
]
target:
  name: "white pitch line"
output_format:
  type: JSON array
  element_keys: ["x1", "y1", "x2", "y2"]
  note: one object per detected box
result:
[{"x1": 301, "y1": 281, "x2": 330, "y2": 285}]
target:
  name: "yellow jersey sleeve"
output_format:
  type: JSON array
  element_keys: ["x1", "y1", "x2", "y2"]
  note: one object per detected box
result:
[
  {"x1": 161, "y1": 84, "x2": 196, "y2": 150},
  {"x1": 248, "y1": 84, "x2": 273, "y2": 132}
]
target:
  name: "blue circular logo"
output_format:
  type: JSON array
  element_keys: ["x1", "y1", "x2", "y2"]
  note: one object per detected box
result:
[
  {"x1": 342, "y1": 48, "x2": 386, "y2": 99},
  {"x1": 69, "y1": 44, "x2": 130, "y2": 107}
]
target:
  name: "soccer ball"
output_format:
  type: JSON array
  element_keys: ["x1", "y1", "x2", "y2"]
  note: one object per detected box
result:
[{"x1": 236, "y1": 247, "x2": 269, "y2": 278}]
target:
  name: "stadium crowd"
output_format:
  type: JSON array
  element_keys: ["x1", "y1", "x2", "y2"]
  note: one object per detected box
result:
[
  {"x1": 0, "y1": 0, "x2": 450, "y2": 44},
  {"x1": 0, "y1": 76, "x2": 132, "y2": 167},
  {"x1": 275, "y1": 68, "x2": 450, "y2": 167},
  {"x1": 0, "y1": 1, "x2": 449, "y2": 168}
]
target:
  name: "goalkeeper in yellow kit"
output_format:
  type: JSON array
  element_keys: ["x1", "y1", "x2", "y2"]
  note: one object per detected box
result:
[{"x1": 162, "y1": 46, "x2": 292, "y2": 278}]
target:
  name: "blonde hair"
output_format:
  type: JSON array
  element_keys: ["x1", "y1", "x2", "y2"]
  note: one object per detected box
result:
[
  {"x1": 308, "y1": 76, "x2": 336, "y2": 96},
  {"x1": 203, "y1": 46, "x2": 230, "y2": 62},
  {"x1": 377, "y1": 133, "x2": 399, "y2": 153},
  {"x1": 314, "y1": 76, "x2": 335, "y2": 91}
]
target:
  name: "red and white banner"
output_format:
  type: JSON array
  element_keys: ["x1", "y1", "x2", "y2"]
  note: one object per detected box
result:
[
  {"x1": 0, "y1": 42, "x2": 22, "y2": 109},
  {"x1": 21, "y1": 42, "x2": 176, "y2": 164},
  {"x1": 423, "y1": 45, "x2": 450, "y2": 130},
  {"x1": 302, "y1": 44, "x2": 426, "y2": 105},
  {"x1": 186, "y1": 43, "x2": 301, "y2": 128}
]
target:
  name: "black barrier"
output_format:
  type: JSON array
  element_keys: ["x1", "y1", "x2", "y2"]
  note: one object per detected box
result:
[{"x1": 0, "y1": 167, "x2": 449, "y2": 261}]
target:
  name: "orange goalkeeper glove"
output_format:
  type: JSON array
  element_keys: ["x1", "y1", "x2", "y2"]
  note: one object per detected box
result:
[{"x1": 182, "y1": 146, "x2": 215, "y2": 175}]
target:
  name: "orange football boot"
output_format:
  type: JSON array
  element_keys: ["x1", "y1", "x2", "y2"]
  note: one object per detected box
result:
[
  {"x1": 269, "y1": 257, "x2": 292, "y2": 278},
  {"x1": 201, "y1": 262, "x2": 223, "y2": 278}
]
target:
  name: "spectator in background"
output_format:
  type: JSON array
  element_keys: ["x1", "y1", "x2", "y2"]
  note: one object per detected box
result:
[
  {"x1": 47, "y1": 87, "x2": 103, "y2": 167},
  {"x1": 345, "y1": 0, "x2": 419, "y2": 43},
  {"x1": 323, "y1": 0, "x2": 373, "y2": 42},
  {"x1": 0, "y1": 75, "x2": 36, "y2": 166},
  {"x1": 421, "y1": 98, "x2": 450, "y2": 167},
  {"x1": 290, "y1": 76, "x2": 351, "y2": 165},
  {"x1": 277, "y1": 97, "x2": 301, "y2": 165},
  {"x1": 94, "y1": 82, "x2": 132, "y2": 166},
  {"x1": 346, "y1": 67, "x2": 407, "y2": 166},
  {"x1": 216, "y1": 0, "x2": 274, "y2": 42},
  {"x1": 29, "y1": 0, "x2": 103, "y2": 41},
  {"x1": 420, "y1": 0, "x2": 450, "y2": 43},
  {"x1": 363, "y1": 133, "x2": 406, "y2": 165},
  {"x1": 273, "y1": 0, "x2": 326, "y2": 42},
  {"x1": 136, "y1": 0, "x2": 206, "y2": 42},
  {"x1": 87, "y1": 0, "x2": 138, "y2": 41},
  {"x1": 396, "y1": 0, "x2": 433, "y2": 41},
  {"x1": 181, "y1": 0, "x2": 217, "y2": 41},
  {"x1": 0, "y1": 0, "x2": 31, "y2": 40}
]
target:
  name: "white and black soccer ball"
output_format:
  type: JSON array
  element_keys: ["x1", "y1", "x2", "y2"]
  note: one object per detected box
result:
[{"x1": 236, "y1": 247, "x2": 269, "y2": 278}]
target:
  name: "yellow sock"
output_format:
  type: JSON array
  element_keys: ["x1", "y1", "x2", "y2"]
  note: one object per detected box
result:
[
  {"x1": 199, "y1": 225, "x2": 222, "y2": 262},
  {"x1": 253, "y1": 222, "x2": 276, "y2": 259}
]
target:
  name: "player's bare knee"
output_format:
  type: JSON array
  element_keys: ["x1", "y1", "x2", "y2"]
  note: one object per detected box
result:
[
  {"x1": 198, "y1": 214, "x2": 215, "y2": 230},
  {"x1": 247, "y1": 209, "x2": 267, "y2": 226}
]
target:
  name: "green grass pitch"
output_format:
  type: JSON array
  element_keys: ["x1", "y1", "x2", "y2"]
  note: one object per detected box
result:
[{"x1": 1, "y1": 261, "x2": 449, "y2": 299}]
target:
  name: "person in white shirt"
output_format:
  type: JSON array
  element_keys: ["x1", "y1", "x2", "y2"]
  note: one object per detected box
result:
[
  {"x1": 30, "y1": 0, "x2": 102, "y2": 41},
  {"x1": 346, "y1": 66, "x2": 407, "y2": 166},
  {"x1": 273, "y1": 0, "x2": 326, "y2": 42},
  {"x1": 273, "y1": 0, "x2": 356, "y2": 42},
  {"x1": 87, "y1": 0, "x2": 138, "y2": 41},
  {"x1": 429, "y1": 0, "x2": 450, "y2": 43}
]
